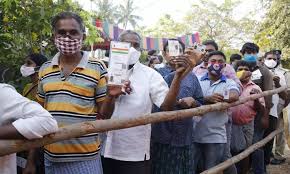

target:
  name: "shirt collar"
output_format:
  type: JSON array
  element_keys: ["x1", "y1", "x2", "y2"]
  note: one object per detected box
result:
[
  {"x1": 200, "y1": 73, "x2": 227, "y2": 82},
  {"x1": 200, "y1": 62, "x2": 207, "y2": 69},
  {"x1": 50, "y1": 51, "x2": 89, "y2": 69},
  {"x1": 243, "y1": 80, "x2": 255, "y2": 87},
  {"x1": 129, "y1": 61, "x2": 142, "y2": 71}
]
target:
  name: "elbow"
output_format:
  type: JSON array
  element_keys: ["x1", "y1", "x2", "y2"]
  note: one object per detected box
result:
[
  {"x1": 160, "y1": 103, "x2": 173, "y2": 111},
  {"x1": 46, "y1": 118, "x2": 59, "y2": 134}
]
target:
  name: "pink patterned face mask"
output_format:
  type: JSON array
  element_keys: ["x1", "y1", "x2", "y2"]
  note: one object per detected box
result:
[{"x1": 55, "y1": 36, "x2": 82, "y2": 55}]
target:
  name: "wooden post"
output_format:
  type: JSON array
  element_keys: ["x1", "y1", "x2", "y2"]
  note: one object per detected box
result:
[{"x1": 0, "y1": 87, "x2": 287, "y2": 156}]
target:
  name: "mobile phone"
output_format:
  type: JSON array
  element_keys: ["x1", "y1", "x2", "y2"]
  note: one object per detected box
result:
[{"x1": 193, "y1": 42, "x2": 206, "y2": 53}]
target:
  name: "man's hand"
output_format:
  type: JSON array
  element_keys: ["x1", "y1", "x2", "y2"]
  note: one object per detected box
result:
[
  {"x1": 173, "y1": 56, "x2": 193, "y2": 79},
  {"x1": 177, "y1": 97, "x2": 199, "y2": 109},
  {"x1": 204, "y1": 93, "x2": 224, "y2": 104},
  {"x1": 273, "y1": 76, "x2": 281, "y2": 87},
  {"x1": 261, "y1": 116, "x2": 269, "y2": 129},
  {"x1": 184, "y1": 48, "x2": 205, "y2": 67},
  {"x1": 107, "y1": 81, "x2": 132, "y2": 98}
]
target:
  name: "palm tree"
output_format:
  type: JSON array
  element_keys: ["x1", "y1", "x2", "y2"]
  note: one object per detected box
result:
[
  {"x1": 117, "y1": 0, "x2": 142, "y2": 29},
  {"x1": 94, "y1": 0, "x2": 118, "y2": 24}
]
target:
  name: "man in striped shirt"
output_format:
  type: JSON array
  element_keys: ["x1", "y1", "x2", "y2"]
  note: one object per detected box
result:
[{"x1": 37, "y1": 12, "x2": 127, "y2": 174}]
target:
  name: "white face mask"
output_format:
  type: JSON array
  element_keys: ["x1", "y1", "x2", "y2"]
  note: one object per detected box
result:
[
  {"x1": 20, "y1": 65, "x2": 35, "y2": 77},
  {"x1": 264, "y1": 59, "x2": 277, "y2": 69},
  {"x1": 128, "y1": 47, "x2": 141, "y2": 65},
  {"x1": 153, "y1": 63, "x2": 164, "y2": 69}
]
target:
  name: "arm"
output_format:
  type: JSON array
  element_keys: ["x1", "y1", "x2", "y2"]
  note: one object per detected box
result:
[
  {"x1": 98, "y1": 82, "x2": 131, "y2": 119},
  {"x1": 0, "y1": 124, "x2": 25, "y2": 139},
  {"x1": 261, "y1": 67, "x2": 273, "y2": 109},
  {"x1": 0, "y1": 85, "x2": 58, "y2": 140},
  {"x1": 23, "y1": 149, "x2": 36, "y2": 174},
  {"x1": 160, "y1": 57, "x2": 192, "y2": 111}
]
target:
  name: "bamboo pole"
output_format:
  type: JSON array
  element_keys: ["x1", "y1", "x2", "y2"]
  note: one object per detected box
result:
[
  {"x1": 0, "y1": 86, "x2": 287, "y2": 156},
  {"x1": 201, "y1": 128, "x2": 284, "y2": 174}
]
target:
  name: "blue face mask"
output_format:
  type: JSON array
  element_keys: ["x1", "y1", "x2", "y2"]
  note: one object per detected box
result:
[{"x1": 244, "y1": 54, "x2": 258, "y2": 63}]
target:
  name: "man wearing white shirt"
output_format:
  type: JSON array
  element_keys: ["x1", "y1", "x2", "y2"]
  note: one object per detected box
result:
[
  {"x1": 101, "y1": 30, "x2": 197, "y2": 174},
  {"x1": 0, "y1": 83, "x2": 58, "y2": 174},
  {"x1": 263, "y1": 51, "x2": 288, "y2": 167}
]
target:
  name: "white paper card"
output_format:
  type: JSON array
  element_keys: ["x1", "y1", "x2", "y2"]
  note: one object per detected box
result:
[
  {"x1": 108, "y1": 41, "x2": 131, "y2": 85},
  {"x1": 251, "y1": 69, "x2": 262, "y2": 81},
  {"x1": 168, "y1": 40, "x2": 180, "y2": 57}
]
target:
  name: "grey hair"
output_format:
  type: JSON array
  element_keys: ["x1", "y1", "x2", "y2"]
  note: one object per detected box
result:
[{"x1": 118, "y1": 30, "x2": 142, "y2": 44}]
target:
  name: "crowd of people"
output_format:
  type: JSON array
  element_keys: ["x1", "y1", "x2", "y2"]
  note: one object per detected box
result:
[{"x1": 0, "y1": 11, "x2": 290, "y2": 174}]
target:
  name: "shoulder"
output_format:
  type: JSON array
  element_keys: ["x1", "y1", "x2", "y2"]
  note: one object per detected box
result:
[
  {"x1": 0, "y1": 83, "x2": 16, "y2": 91},
  {"x1": 87, "y1": 59, "x2": 107, "y2": 73},
  {"x1": 39, "y1": 60, "x2": 54, "y2": 77}
]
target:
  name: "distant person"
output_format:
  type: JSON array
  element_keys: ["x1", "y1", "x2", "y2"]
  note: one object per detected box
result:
[
  {"x1": 18, "y1": 53, "x2": 48, "y2": 174},
  {"x1": 270, "y1": 49, "x2": 290, "y2": 165},
  {"x1": 230, "y1": 54, "x2": 242, "y2": 67},
  {"x1": 192, "y1": 51, "x2": 239, "y2": 172},
  {"x1": 21, "y1": 53, "x2": 47, "y2": 100},
  {"x1": 240, "y1": 42, "x2": 273, "y2": 174},
  {"x1": 262, "y1": 50, "x2": 288, "y2": 167},
  {"x1": 231, "y1": 60, "x2": 265, "y2": 174},
  {"x1": 151, "y1": 39, "x2": 204, "y2": 174}
]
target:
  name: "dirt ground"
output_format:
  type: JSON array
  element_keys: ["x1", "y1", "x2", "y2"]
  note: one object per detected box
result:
[{"x1": 267, "y1": 149, "x2": 290, "y2": 174}]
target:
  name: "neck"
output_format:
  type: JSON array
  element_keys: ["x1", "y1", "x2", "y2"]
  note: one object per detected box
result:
[
  {"x1": 208, "y1": 73, "x2": 221, "y2": 82},
  {"x1": 31, "y1": 74, "x2": 38, "y2": 84},
  {"x1": 241, "y1": 80, "x2": 249, "y2": 85},
  {"x1": 59, "y1": 52, "x2": 82, "y2": 65}
]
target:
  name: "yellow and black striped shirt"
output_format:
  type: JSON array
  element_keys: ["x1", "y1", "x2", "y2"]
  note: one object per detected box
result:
[{"x1": 37, "y1": 52, "x2": 107, "y2": 162}]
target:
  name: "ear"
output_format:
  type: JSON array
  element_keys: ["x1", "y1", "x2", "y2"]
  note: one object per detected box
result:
[
  {"x1": 51, "y1": 34, "x2": 56, "y2": 43},
  {"x1": 82, "y1": 33, "x2": 86, "y2": 41}
]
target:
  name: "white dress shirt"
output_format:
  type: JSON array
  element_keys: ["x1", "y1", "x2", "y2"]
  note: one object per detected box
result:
[
  {"x1": 0, "y1": 84, "x2": 58, "y2": 174},
  {"x1": 102, "y1": 61, "x2": 169, "y2": 161},
  {"x1": 269, "y1": 68, "x2": 287, "y2": 118}
]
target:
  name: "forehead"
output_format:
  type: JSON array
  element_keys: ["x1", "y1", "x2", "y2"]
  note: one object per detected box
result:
[
  {"x1": 237, "y1": 65, "x2": 249, "y2": 69},
  {"x1": 245, "y1": 49, "x2": 257, "y2": 54},
  {"x1": 265, "y1": 53, "x2": 277, "y2": 59},
  {"x1": 209, "y1": 55, "x2": 225, "y2": 61},
  {"x1": 54, "y1": 18, "x2": 82, "y2": 32},
  {"x1": 205, "y1": 44, "x2": 216, "y2": 51},
  {"x1": 120, "y1": 34, "x2": 140, "y2": 43}
]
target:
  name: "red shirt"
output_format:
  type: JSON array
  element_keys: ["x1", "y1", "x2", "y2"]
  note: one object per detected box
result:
[{"x1": 230, "y1": 81, "x2": 265, "y2": 125}]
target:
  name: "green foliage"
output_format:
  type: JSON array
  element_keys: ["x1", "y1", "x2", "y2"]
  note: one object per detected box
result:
[
  {"x1": 139, "y1": 0, "x2": 258, "y2": 55},
  {"x1": 139, "y1": 14, "x2": 188, "y2": 38},
  {"x1": 254, "y1": 0, "x2": 290, "y2": 59},
  {"x1": 183, "y1": 0, "x2": 258, "y2": 50},
  {"x1": 116, "y1": 0, "x2": 142, "y2": 29},
  {"x1": 93, "y1": 0, "x2": 118, "y2": 24},
  {"x1": 0, "y1": 0, "x2": 102, "y2": 90}
]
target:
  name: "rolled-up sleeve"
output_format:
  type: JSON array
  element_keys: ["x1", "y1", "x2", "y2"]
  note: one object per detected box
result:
[
  {"x1": 0, "y1": 84, "x2": 58, "y2": 140},
  {"x1": 150, "y1": 71, "x2": 169, "y2": 108},
  {"x1": 12, "y1": 101, "x2": 58, "y2": 139}
]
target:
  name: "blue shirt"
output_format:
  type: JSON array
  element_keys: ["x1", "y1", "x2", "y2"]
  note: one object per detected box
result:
[
  {"x1": 156, "y1": 65, "x2": 174, "y2": 78},
  {"x1": 193, "y1": 73, "x2": 240, "y2": 143},
  {"x1": 151, "y1": 71, "x2": 204, "y2": 146}
]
